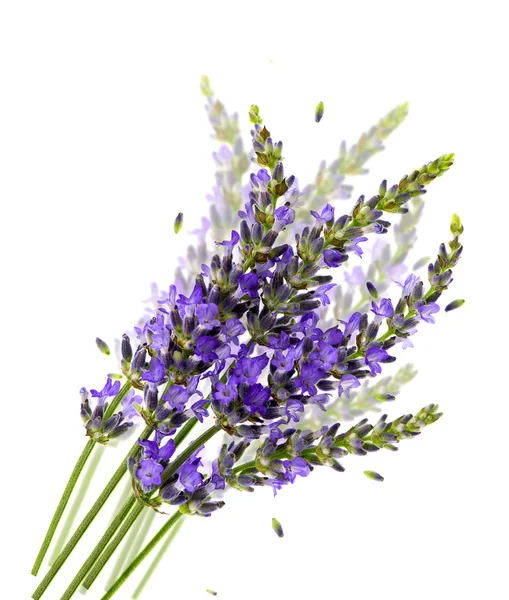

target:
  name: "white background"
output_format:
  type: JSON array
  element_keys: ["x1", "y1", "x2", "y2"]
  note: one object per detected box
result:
[{"x1": 1, "y1": 2, "x2": 508, "y2": 599}]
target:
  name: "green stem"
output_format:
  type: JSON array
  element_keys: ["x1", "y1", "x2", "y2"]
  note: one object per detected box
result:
[
  {"x1": 101, "y1": 511, "x2": 184, "y2": 600},
  {"x1": 31, "y1": 424, "x2": 152, "y2": 600},
  {"x1": 49, "y1": 444, "x2": 105, "y2": 565},
  {"x1": 131, "y1": 516, "x2": 185, "y2": 599},
  {"x1": 59, "y1": 496, "x2": 138, "y2": 600},
  {"x1": 82, "y1": 503, "x2": 145, "y2": 591},
  {"x1": 31, "y1": 380, "x2": 131, "y2": 577},
  {"x1": 31, "y1": 439, "x2": 95, "y2": 576},
  {"x1": 105, "y1": 502, "x2": 150, "y2": 590}
]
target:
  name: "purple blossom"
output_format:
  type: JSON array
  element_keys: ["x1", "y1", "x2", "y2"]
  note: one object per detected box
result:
[
  {"x1": 177, "y1": 284, "x2": 203, "y2": 317},
  {"x1": 140, "y1": 357, "x2": 165, "y2": 385},
  {"x1": 196, "y1": 303, "x2": 221, "y2": 330},
  {"x1": 90, "y1": 378, "x2": 121, "y2": 406},
  {"x1": 238, "y1": 273, "x2": 259, "y2": 298},
  {"x1": 272, "y1": 348, "x2": 297, "y2": 372},
  {"x1": 274, "y1": 205, "x2": 295, "y2": 232},
  {"x1": 371, "y1": 298, "x2": 394, "y2": 323},
  {"x1": 417, "y1": 302, "x2": 440, "y2": 324},
  {"x1": 195, "y1": 336, "x2": 221, "y2": 363},
  {"x1": 250, "y1": 168, "x2": 271, "y2": 192},
  {"x1": 222, "y1": 318, "x2": 246, "y2": 345},
  {"x1": 323, "y1": 249, "x2": 347, "y2": 268},
  {"x1": 345, "y1": 236, "x2": 368, "y2": 258},
  {"x1": 213, "y1": 381, "x2": 238, "y2": 405},
  {"x1": 179, "y1": 462, "x2": 203, "y2": 493},
  {"x1": 313, "y1": 283, "x2": 336, "y2": 306},
  {"x1": 163, "y1": 386, "x2": 189, "y2": 412},
  {"x1": 232, "y1": 354, "x2": 269, "y2": 384},
  {"x1": 244, "y1": 384, "x2": 271, "y2": 416},
  {"x1": 120, "y1": 389, "x2": 143, "y2": 420},
  {"x1": 340, "y1": 312, "x2": 362, "y2": 338},
  {"x1": 138, "y1": 438, "x2": 176, "y2": 461},
  {"x1": 309, "y1": 341, "x2": 337, "y2": 371},
  {"x1": 310, "y1": 203, "x2": 334, "y2": 225},
  {"x1": 285, "y1": 398, "x2": 304, "y2": 423},
  {"x1": 136, "y1": 458, "x2": 164, "y2": 493},
  {"x1": 311, "y1": 325, "x2": 343, "y2": 346},
  {"x1": 283, "y1": 457, "x2": 311, "y2": 483},
  {"x1": 365, "y1": 347, "x2": 390, "y2": 375},
  {"x1": 337, "y1": 374, "x2": 361, "y2": 398},
  {"x1": 295, "y1": 363, "x2": 325, "y2": 395},
  {"x1": 397, "y1": 274, "x2": 420, "y2": 297},
  {"x1": 215, "y1": 230, "x2": 240, "y2": 257},
  {"x1": 190, "y1": 399, "x2": 209, "y2": 423}
]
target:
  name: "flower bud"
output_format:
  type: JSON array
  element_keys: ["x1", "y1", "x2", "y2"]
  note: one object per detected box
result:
[
  {"x1": 364, "y1": 470, "x2": 384, "y2": 482},
  {"x1": 95, "y1": 337, "x2": 110, "y2": 355},
  {"x1": 174, "y1": 212, "x2": 184, "y2": 234},
  {"x1": 272, "y1": 517, "x2": 284, "y2": 538},
  {"x1": 445, "y1": 299, "x2": 465, "y2": 312},
  {"x1": 315, "y1": 101, "x2": 324, "y2": 123}
]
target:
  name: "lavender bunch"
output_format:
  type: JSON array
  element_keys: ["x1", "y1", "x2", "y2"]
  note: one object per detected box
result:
[{"x1": 31, "y1": 103, "x2": 463, "y2": 600}]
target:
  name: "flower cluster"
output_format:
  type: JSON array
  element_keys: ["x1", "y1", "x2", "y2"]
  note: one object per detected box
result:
[{"x1": 32, "y1": 89, "x2": 465, "y2": 600}]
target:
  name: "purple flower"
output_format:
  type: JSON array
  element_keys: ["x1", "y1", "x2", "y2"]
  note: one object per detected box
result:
[
  {"x1": 215, "y1": 230, "x2": 240, "y2": 257},
  {"x1": 195, "y1": 336, "x2": 221, "y2": 363},
  {"x1": 295, "y1": 363, "x2": 325, "y2": 395},
  {"x1": 309, "y1": 341, "x2": 337, "y2": 371},
  {"x1": 310, "y1": 203, "x2": 334, "y2": 225},
  {"x1": 139, "y1": 438, "x2": 176, "y2": 461},
  {"x1": 213, "y1": 381, "x2": 238, "y2": 405},
  {"x1": 244, "y1": 384, "x2": 271, "y2": 416},
  {"x1": 283, "y1": 457, "x2": 311, "y2": 483},
  {"x1": 196, "y1": 303, "x2": 220, "y2": 330},
  {"x1": 222, "y1": 318, "x2": 246, "y2": 345},
  {"x1": 311, "y1": 325, "x2": 343, "y2": 346},
  {"x1": 163, "y1": 386, "x2": 189, "y2": 412},
  {"x1": 285, "y1": 398, "x2": 304, "y2": 423},
  {"x1": 136, "y1": 458, "x2": 164, "y2": 493},
  {"x1": 179, "y1": 462, "x2": 203, "y2": 493},
  {"x1": 164, "y1": 377, "x2": 202, "y2": 412},
  {"x1": 272, "y1": 348, "x2": 296, "y2": 372},
  {"x1": 190, "y1": 399, "x2": 209, "y2": 423},
  {"x1": 323, "y1": 249, "x2": 347, "y2": 268},
  {"x1": 365, "y1": 347, "x2": 390, "y2": 375},
  {"x1": 371, "y1": 298, "x2": 394, "y2": 323},
  {"x1": 274, "y1": 205, "x2": 295, "y2": 232},
  {"x1": 340, "y1": 312, "x2": 362, "y2": 338},
  {"x1": 120, "y1": 389, "x2": 143, "y2": 420},
  {"x1": 313, "y1": 283, "x2": 336, "y2": 306},
  {"x1": 345, "y1": 236, "x2": 368, "y2": 258},
  {"x1": 238, "y1": 273, "x2": 259, "y2": 298},
  {"x1": 417, "y1": 302, "x2": 440, "y2": 324},
  {"x1": 250, "y1": 168, "x2": 271, "y2": 192},
  {"x1": 90, "y1": 378, "x2": 121, "y2": 407},
  {"x1": 396, "y1": 274, "x2": 420, "y2": 297},
  {"x1": 232, "y1": 354, "x2": 269, "y2": 384},
  {"x1": 177, "y1": 284, "x2": 204, "y2": 317},
  {"x1": 140, "y1": 357, "x2": 165, "y2": 385},
  {"x1": 337, "y1": 374, "x2": 361, "y2": 398}
]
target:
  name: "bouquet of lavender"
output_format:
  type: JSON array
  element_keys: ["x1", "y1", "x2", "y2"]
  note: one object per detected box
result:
[{"x1": 30, "y1": 78, "x2": 464, "y2": 600}]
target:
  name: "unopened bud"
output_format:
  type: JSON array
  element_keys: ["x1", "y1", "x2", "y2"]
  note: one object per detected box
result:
[
  {"x1": 95, "y1": 337, "x2": 110, "y2": 355},
  {"x1": 272, "y1": 517, "x2": 284, "y2": 538},
  {"x1": 364, "y1": 470, "x2": 384, "y2": 482},
  {"x1": 315, "y1": 101, "x2": 325, "y2": 123},
  {"x1": 174, "y1": 212, "x2": 184, "y2": 234}
]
